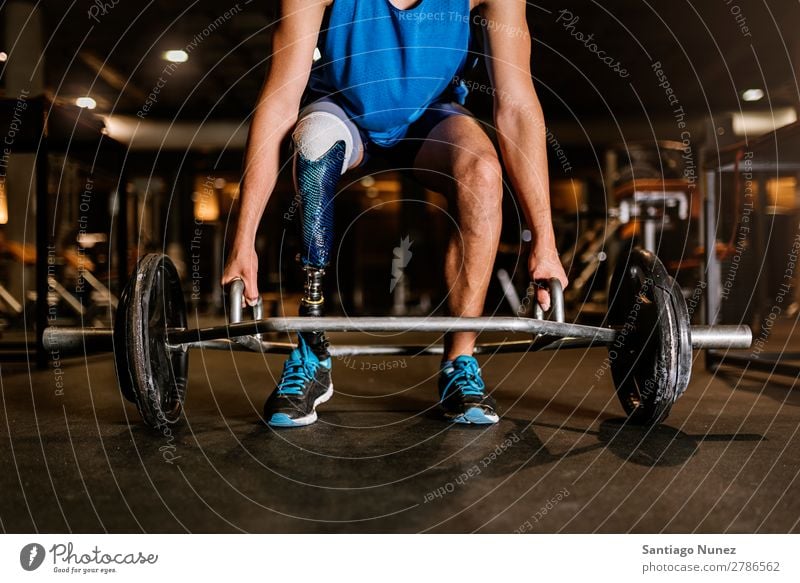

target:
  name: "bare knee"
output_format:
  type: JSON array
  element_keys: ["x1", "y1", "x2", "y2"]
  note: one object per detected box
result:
[{"x1": 452, "y1": 151, "x2": 503, "y2": 227}]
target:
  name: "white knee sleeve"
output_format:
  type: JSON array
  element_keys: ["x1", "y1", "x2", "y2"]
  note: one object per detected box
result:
[{"x1": 292, "y1": 111, "x2": 357, "y2": 175}]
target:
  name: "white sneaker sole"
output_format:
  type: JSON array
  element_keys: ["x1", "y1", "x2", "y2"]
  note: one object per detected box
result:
[
  {"x1": 267, "y1": 383, "x2": 334, "y2": 428},
  {"x1": 448, "y1": 406, "x2": 500, "y2": 425}
]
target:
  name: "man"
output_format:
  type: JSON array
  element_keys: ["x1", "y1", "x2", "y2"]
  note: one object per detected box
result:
[{"x1": 222, "y1": 0, "x2": 568, "y2": 427}]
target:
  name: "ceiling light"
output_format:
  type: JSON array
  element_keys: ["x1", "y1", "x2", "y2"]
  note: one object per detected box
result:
[
  {"x1": 742, "y1": 88, "x2": 764, "y2": 102},
  {"x1": 0, "y1": 52, "x2": 8, "y2": 62},
  {"x1": 163, "y1": 50, "x2": 188, "y2": 63},
  {"x1": 732, "y1": 107, "x2": 797, "y2": 136},
  {"x1": 75, "y1": 96, "x2": 97, "y2": 109}
]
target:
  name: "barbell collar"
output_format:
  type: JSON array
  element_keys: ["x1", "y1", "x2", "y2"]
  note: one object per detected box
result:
[
  {"x1": 689, "y1": 325, "x2": 752, "y2": 349},
  {"x1": 43, "y1": 326, "x2": 114, "y2": 354}
]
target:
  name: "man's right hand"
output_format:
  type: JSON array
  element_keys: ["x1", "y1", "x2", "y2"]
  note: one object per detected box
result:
[{"x1": 221, "y1": 247, "x2": 260, "y2": 306}]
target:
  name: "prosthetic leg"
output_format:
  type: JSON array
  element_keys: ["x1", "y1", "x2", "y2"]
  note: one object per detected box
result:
[
  {"x1": 261, "y1": 106, "x2": 358, "y2": 426},
  {"x1": 292, "y1": 108, "x2": 356, "y2": 358}
]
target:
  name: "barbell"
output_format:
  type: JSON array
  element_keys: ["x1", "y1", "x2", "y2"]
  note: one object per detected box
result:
[{"x1": 42, "y1": 247, "x2": 751, "y2": 429}]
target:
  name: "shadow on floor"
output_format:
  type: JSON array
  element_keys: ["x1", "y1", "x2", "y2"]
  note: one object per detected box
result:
[{"x1": 531, "y1": 418, "x2": 763, "y2": 467}]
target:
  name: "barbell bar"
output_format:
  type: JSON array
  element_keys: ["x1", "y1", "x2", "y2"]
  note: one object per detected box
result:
[
  {"x1": 40, "y1": 249, "x2": 752, "y2": 429},
  {"x1": 42, "y1": 319, "x2": 751, "y2": 355}
]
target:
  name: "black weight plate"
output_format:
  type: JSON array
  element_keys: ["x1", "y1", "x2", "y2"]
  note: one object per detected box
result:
[
  {"x1": 113, "y1": 254, "x2": 188, "y2": 427},
  {"x1": 607, "y1": 248, "x2": 692, "y2": 425},
  {"x1": 113, "y1": 276, "x2": 137, "y2": 404}
]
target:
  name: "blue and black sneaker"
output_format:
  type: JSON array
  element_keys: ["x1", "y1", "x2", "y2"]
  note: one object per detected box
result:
[
  {"x1": 264, "y1": 337, "x2": 333, "y2": 427},
  {"x1": 438, "y1": 355, "x2": 499, "y2": 424}
]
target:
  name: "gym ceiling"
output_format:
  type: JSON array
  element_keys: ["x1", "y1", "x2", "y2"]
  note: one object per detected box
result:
[{"x1": 36, "y1": 1, "x2": 800, "y2": 124}]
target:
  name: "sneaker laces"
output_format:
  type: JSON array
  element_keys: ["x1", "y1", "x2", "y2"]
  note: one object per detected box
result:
[
  {"x1": 276, "y1": 340, "x2": 319, "y2": 397},
  {"x1": 441, "y1": 357, "x2": 486, "y2": 400}
]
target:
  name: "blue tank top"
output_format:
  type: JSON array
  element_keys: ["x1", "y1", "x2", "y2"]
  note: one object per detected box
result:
[{"x1": 308, "y1": 0, "x2": 471, "y2": 147}]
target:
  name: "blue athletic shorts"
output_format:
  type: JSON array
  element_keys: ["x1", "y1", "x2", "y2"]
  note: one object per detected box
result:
[{"x1": 297, "y1": 92, "x2": 474, "y2": 171}]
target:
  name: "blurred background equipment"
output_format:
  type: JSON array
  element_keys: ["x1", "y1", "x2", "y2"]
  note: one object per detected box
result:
[
  {"x1": 0, "y1": 0, "x2": 799, "y2": 536},
  {"x1": 702, "y1": 121, "x2": 800, "y2": 379},
  {"x1": 0, "y1": 0, "x2": 797, "y2": 370}
]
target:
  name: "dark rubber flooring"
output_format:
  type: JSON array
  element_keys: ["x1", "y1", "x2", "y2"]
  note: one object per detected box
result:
[{"x1": 1, "y1": 327, "x2": 799, "y2": 533}]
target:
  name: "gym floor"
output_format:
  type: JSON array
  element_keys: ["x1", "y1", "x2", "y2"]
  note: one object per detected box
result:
[{"x1": 1, "y1": 323, "x2": 798, "y2": 534}]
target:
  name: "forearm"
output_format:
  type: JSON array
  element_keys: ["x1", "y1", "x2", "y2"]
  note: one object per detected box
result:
[
  {"x1": 222, "y1": 0, "x2": 327, "y2": 297},
  {"x1": 496, "y1": 104, "x2": 556, "y2": 249},
  {"x1": 233, "y1": 97, "x2": 298, "y2": 250}
]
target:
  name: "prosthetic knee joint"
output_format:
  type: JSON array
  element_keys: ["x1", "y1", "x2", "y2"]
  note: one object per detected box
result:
[{"x1": 292, "y1": 111, "x2": 354, "y2": 357}]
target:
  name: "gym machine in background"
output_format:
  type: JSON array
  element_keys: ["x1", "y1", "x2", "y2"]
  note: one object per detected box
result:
[
  {"x1": 703, "y1": 121, "x2": 800, "y2": 377},
  {"x1": 558, "y1": 142, "x2": 696, "y2": 317},
  {"x1": 610, "y1": 141, "x2": 693, "y2": 254},
  {"x1": 0, "y1": 96, "x2": 129, "y2": 364}
]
